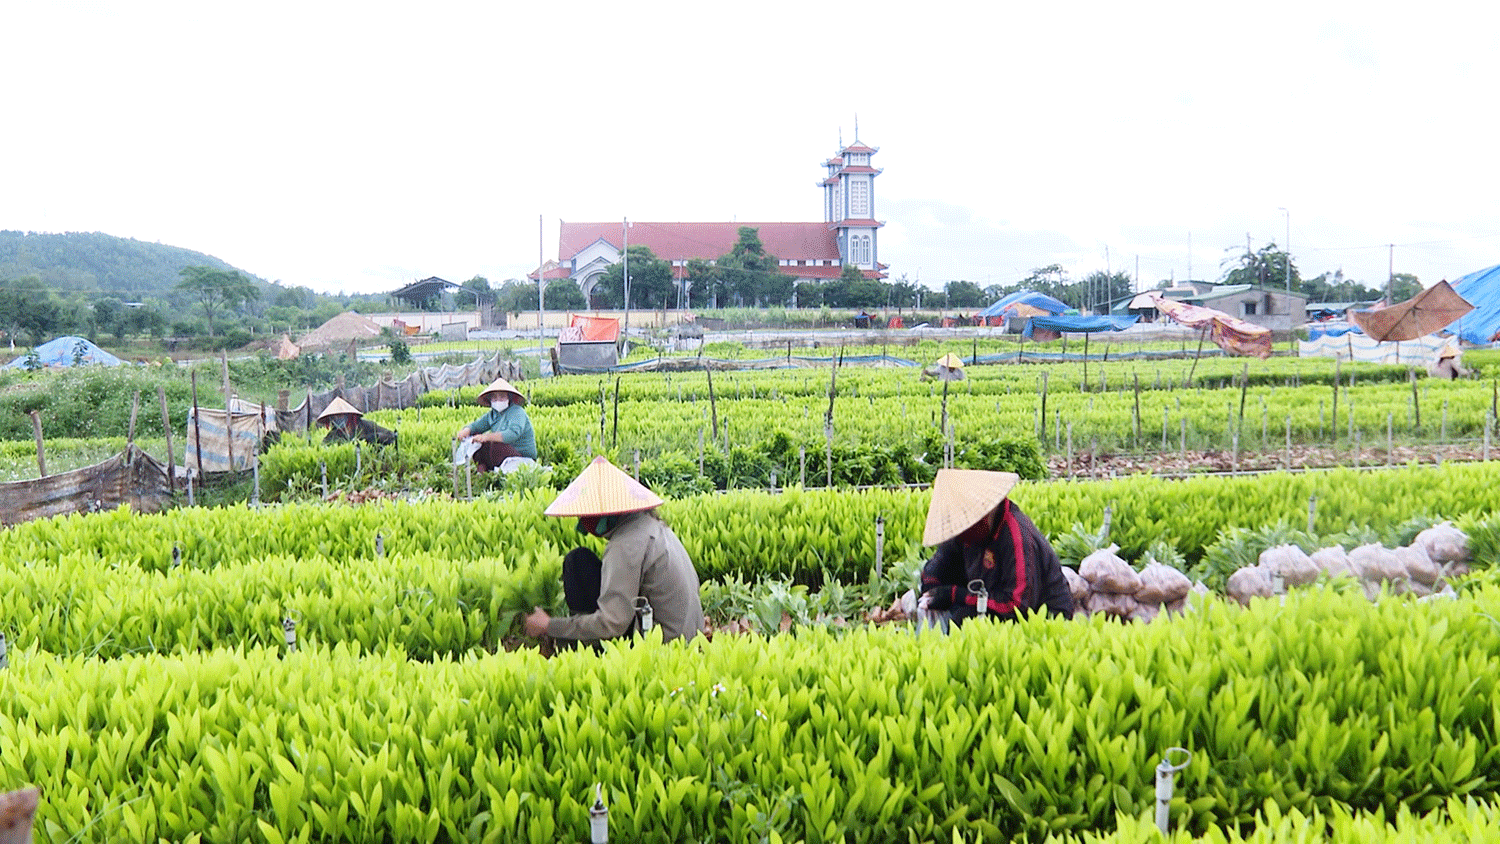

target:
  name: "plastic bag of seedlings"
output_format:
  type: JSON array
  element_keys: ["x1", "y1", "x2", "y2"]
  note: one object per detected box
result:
[
  {"x1": 1395, "y1": 545, "x2": 1440, "y2": 586},
  {"x1": 1413, "y1": 523, "x2": 1470, "y2": 565},
  {"x1": 1062, "y1": 566, "x2": 1092, "y2": 607},
  {"x1": 1310, "y1": 546, "x2": 1357, "y2": 579},
  {"x1": 1135, "y1": 562, "x2": 1191, "y2": 604},
  {"x1": 1349, "y1": 543, "x2": 1405, "y2": 583},
  {"x1": 1085, "y1": 590, "x2": 1139, "y2": 619},
  {"x1": 1227, "y1": 565, "x2": 1274, "y2": 606},
  {"x1": 1079, "y1": 544, "x2": 1142, "y2": 594},
  {"x1": 1259, "y1": 544, "x2": 1320, "y2": 587}
]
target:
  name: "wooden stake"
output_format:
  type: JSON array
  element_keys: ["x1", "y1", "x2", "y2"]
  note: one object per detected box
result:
[
  {"x1": 158, "y1": 386, "x2": 176, "y2": 495},
  {"x1": 611, "y1": 375, "x2": 621, "y2": 449},
  {"x1": 1331, "y1": 359, "x2": 1341, "y2": 444},
  {"x1": 191, "y1": 371, "x2": 204, "y2": 477},
  {"x1": 1038, "y1": 371, "x2": 1049, "y2": 447},
  {"x1": 29, "y1": 410, "x2": 45, "y2": 477},
  {"x1": 128, "y1": 390, "x2": 141, "y2": 446},
  {"x1": 705, "y1": 364, "x2": 719, "y2": 440}
]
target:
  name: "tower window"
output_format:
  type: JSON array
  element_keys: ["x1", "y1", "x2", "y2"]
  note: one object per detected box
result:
[{"x1": 850, "y1": 180, "x2": 869, "y2": 217}]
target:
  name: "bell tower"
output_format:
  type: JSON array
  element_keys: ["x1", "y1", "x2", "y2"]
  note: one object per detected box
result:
[{"x1": 820, "y1": 127, "x2": 883, "y2": 272}]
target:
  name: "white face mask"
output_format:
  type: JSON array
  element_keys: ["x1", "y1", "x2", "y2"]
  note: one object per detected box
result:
[{"x1": 490, "y1": 398, "x2": 509, "y2": 413}]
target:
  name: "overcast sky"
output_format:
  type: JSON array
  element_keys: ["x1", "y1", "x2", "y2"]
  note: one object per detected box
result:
[{"x1": 7, "y1": 1, "x2": 1499, "y2": 298}]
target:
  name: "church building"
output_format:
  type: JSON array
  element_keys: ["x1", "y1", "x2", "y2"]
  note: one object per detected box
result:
[{"x1": 534, "y1": 136, "x2": 887, "y2": 303}]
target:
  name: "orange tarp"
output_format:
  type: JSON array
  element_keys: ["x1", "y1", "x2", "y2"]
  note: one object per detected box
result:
[{"x1": 561, "y1": 314, "x2": 621, "y2": 343}]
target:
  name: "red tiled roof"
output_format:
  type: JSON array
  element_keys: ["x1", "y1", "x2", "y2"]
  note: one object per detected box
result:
[
  {"x1": 559, "y1": 221, "x2": 841, "y2": 263},
  {"x1": 824, "y1": 156, "x2": 843, "y2": 166},
  {"x1": 842, "y1": 142, "x2": 878, "y2": 153},
  {"x1": 836, "y1": 165, "x2": 881, "y2": 175},
  {"x1": 782, "y1": 265, "x2": 886, "y2": 280},
  {"x1": 831, "y1": 218, "x2": 885, "y2": 228}
]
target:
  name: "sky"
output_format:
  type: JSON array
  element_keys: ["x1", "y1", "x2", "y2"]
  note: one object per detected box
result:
[{"x1": 7, "y1": 1, "x2": 1500, "y2": 298}]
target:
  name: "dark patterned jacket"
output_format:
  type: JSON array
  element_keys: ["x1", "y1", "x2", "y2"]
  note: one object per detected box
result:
[{"x1": 920, "y1": 500, "x2": 1074, "y2": 623}]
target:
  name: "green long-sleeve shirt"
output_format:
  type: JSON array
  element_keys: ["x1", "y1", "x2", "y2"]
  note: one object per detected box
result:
[{"x1": 465, "y1": 405, "x2": 537, "y2": 459}]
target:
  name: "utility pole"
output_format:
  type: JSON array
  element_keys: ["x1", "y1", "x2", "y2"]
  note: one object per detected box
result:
[
  {"x1": 1279, "y1": 208, "x2": 1291, "y2": 293},
  {"x1": 1387, "y1": 244, "x2": 1395, "y2": 302},
  {"x1": 622, "y1": 218, "x2": 630, "y2": 349}
]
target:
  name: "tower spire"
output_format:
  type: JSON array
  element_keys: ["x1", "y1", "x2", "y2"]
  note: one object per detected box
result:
[{"x1": 853, "y1": 114, "x2": 859, "y2": 143}]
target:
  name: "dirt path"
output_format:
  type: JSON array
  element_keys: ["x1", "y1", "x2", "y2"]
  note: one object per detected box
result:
[{"x1": 1048, "y1": 442, "x2": 1495, "y2": 479}]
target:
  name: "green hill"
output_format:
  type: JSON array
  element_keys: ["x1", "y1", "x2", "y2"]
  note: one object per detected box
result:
[{"x1": 0, "y1": 230, "x2": 251, "y2": 300}]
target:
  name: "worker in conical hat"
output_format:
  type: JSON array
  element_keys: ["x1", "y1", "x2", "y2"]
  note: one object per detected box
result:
[
  {"x1": 1428, "y1": 341, "x2": 1468, "y2": 380},
  {"x1": 455, "y1": 377, "x2": 537, "y2": 472},
  {"x1": 523, "y1": 456, "x2": 705, "y2": 646},
  {"x1": 917, "y1": 468, "x2": 1073, "y2": 624},
  {"x1": 317, "y1": 396, "x2": 397, "y2": 445}
]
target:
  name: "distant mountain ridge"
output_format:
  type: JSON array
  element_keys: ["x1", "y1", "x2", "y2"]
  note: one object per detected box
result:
[{"x1": 0, "y1": 230, "x2": 257, "y2": 300}]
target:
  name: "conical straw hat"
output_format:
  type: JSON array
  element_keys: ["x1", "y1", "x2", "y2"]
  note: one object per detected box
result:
[
  {"x1": 477, "y1": 378, "x2": 527, "y2": 406},
  {"x1": 317, "y1": 396, "x2": 363, "y2": 421},
  {"x1": 935, "y1": 353, "x2": 965, "y2": 369},
  {"x1": 922, "y1": 468, "x2": 1020, "y2": 545},
  {"x1": 544, "y1": 456, "x2": 665, "y2": 518},
  {"x1": 1438, "y1": 341, "x2": 1460, "y2": 359}
]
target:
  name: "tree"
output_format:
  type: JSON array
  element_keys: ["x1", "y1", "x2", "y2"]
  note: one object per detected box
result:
[
  {"x1": 1019, "y1": 264, "x2": 1075, "y2": 308},
  {"x1": 456, "y1": 276, "x2": 492, "y2": 309},
  {"x1": 1079, "y1": 270, "x2": 1134, "y2": 314},
  {"x1": 1220, "y1": 242, "x2": 1301, "y2": 291},
  {"x1": 544, "y1": 278, "x2": 587, "y2": 311},
  {"x1": 945, "y1": 280, "x2": 987, "y2": 308},
  {"x1": 889, "y1": 275, "x2": 921, "y2": 309},
  {"x1": 493, "y1": 279, "x2": 539, "y2": 313},
  {"x1": 1388, "y1": 273, "x2": 1422, "y2": 302},
  {"x1": 0, "y1": 277, "x2": 62, "y2": 346},
  {"x1": 824, "y1": 264, "x2": 890, "y2": 308},
  {"x1": 593, "y1": 246, "x2": 674, "y2": 310},
  {"x1": 793, "y1": 281, "x2": 823, "y2": 308},
  {"x1": 685, "y1": 258, "x2": 727, "y2": 309},
  {"x1": 176, "y1": 266, "x2": 258, "y2": 337},
  {"x1": 718, "y1": 227, "x2": 786, "y2": 307},
  {"x1": 91, "y1": 297, "x2": 126, "y2": 340}
]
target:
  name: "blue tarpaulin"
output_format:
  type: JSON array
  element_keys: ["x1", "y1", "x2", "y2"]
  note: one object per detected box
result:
[
  {"x1": 978, "y1": 290, "x2": 1070, "y2": 318},
  {"x1": 3, "y1": 335, "x2": 123, "y2": 369},
  {"x1": 1450, "y1": 265, "x2": 1500, "y2": 346},
  {"x1": 1023, "y1": 314, "x2": 1139, "y2": 339},
  {"x1": 1307, "y1": 322, "x2": 1363, "y2": 339}
]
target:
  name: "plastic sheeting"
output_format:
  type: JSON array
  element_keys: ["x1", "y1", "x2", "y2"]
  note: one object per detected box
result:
[
  {"x1": 1022, "y1": 315, "x2": 1139, "y2": 341},
  {"x1": 561, "y1": 314, "x2": 621, "y2": 343},
  {"x1": 1350, "y1": 280, "x2": 1473, "y2": 342},
  {"x1": 1149, "y1": 294, "x2": 1272, "y2": 359},
  {"x1": 978, "y1": 290, "x2": 1070, "y2": 318},
  {"x1": 0, "y1": 445, "x2": 171, "y2": 526},
  {"x1": 3, "y1": 335, "x2": 123, "y2": 368},
  {"x1": 1298, "y1": 331, "x2": 1449, "y2": 365},
  {"x1": 1449, "y1": 265, "x2": 1500, "y2": 346}
]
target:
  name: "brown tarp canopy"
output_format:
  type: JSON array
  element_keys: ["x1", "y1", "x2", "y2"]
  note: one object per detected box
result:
[{"x1": 1350, "y1": 280, "x2": 1474, "y2": 342}]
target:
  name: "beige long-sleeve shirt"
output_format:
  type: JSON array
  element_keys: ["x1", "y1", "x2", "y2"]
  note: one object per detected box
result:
[{"x1": 547, "y1": 512, "x2": 705, "y2": 643}]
